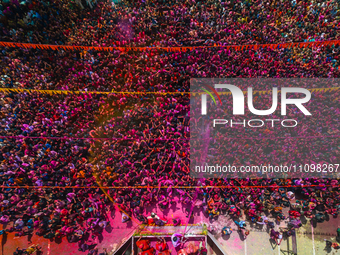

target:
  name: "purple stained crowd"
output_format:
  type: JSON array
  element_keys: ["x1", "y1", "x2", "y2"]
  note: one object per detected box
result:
[{"x1": 0, "y1": 0, "x2": 340, "y2": 254}]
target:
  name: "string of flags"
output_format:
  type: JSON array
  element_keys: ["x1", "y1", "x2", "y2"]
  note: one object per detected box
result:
[
  {"x1": 0, "y1": 87, "x2": 338, "y2": 96},
  {"x1": 0, "y1": 40, "x2": 340, "y2": 52}
]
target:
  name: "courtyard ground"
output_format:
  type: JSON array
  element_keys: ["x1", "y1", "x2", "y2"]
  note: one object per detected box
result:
[{"x1": 1, "y1": 202, "x2": 339, "y2": 255}]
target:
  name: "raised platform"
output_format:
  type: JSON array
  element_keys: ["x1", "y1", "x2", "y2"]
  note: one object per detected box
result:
[{"x1": 112, "y1": 224, "x2": 227, "y2": 255}]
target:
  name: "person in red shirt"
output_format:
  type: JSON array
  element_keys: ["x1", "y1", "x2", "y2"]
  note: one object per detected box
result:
[
  {"x1": 136, "y1": 237, "x2": 151, "y2": 251},
  {"x1": 289, "y1": 210, "x2": 301, "y2": 218},
  {"x1": 155, "y1": 238, "x2": 168, "y2": 252}
]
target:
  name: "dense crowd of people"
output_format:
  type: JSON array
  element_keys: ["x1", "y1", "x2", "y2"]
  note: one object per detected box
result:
[
  {"x1": 1, "y1": 0, "x2": 339, "y2": 46},
  {"x1": 0, "y1": 0, "x2": 340, "y2": 254}
]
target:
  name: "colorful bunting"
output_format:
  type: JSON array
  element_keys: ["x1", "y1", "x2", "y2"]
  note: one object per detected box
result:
[
  {"x1": 0, "y1": 87, "x2": 338, "y2": 95},
  {"x1": 0, "y1": 40, "x2": 339, "y2": 52}
]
